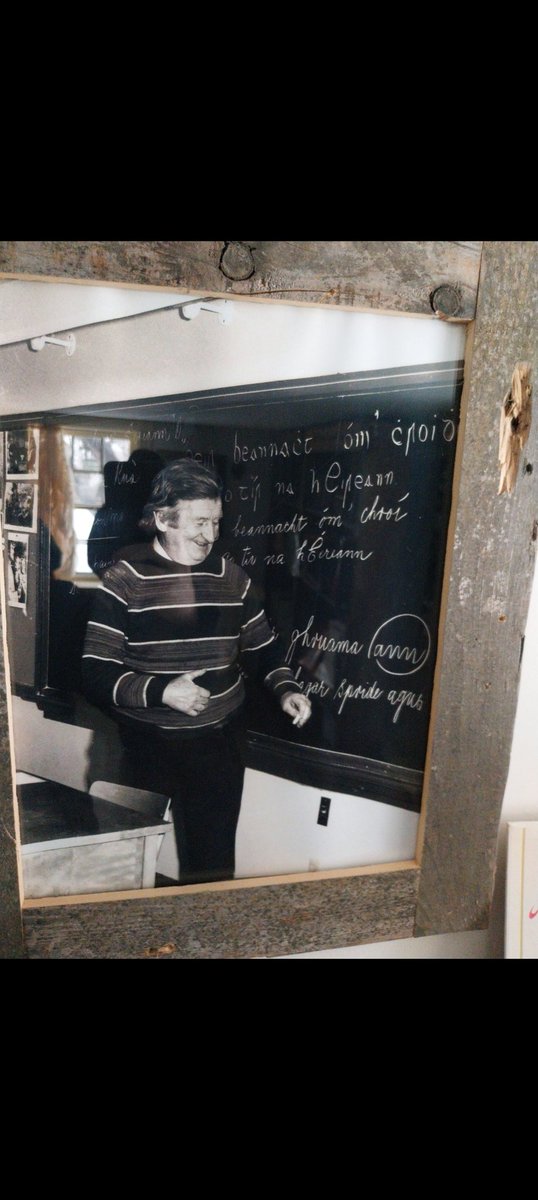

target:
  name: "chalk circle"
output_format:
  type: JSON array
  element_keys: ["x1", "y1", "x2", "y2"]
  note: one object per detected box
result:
[{"x1": 368, "y1": 613, "x2": 431, "y2": 677}]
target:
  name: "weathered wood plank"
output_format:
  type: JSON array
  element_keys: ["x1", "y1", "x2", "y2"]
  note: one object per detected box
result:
[
  {"x1": 0, "y1": 630, "x2": 25, "y2": 956},
  {"x1": 0, "y1": 240, "x2": 482, "y2": 318},
  {"x1": 417, "y1": 240, "x2": 538, "y2": 935},
  {"x1": 22, "y1": 868, "x2": 418, "y2": 958}
]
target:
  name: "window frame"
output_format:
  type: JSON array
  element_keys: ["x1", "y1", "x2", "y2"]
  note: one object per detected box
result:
[{"x1": 61, "y1": 426, "x2": 133, "y2": 584}]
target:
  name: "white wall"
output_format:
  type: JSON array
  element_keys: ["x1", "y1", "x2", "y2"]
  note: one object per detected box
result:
[
  {"x1": 0, "y1": 280, "x2": 194, "y2": 348},
  {"x1": 236, "y1": 770, "x2": 418, "y2": 877},
  {"x1": 0, "y1": 287, "x2": 465, "y2": 415},
  {"x1": 484, "y1": 555, "x2": 538, "y2": 958}
]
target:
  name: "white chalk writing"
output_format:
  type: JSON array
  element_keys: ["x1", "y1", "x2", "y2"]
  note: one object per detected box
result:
[
  {"x1": 318, "y1": 508, "x2": 343, "y2": 530},
  {"x1": 309, "y1": 461, "x2": 397, "y2": 511},
  {"x1": 293, "y1": 667, "x2": 332, "y2": 700},
  {"x1": 360, "y1": 493, "x2": 409, "y2": 523},
  {"x1": 285, "y1": 615, "x2": 364, "y2": 665},
  {"x1": 391, "y1": 417, "x2": 455, "y2": 456},
  {"x1": 231, "y1": 513, "x2": 308, "y2": 538},
  {"x1": 237, "y1": 475, "x2": 262, "y2": 512},
  {"x1": 296, "y1": 536, "x2": 373, "y2": 563},
  {"x1": 387, "y1": 688, "x2": 424, "y2": 723},
  {"x1": 342, "y1": 423, "x2": 370, "y2": 450},
  {"x1": 368, "y1": 614, "x2": 431, "y2": 676},
  {"x1": 335, "y1": 679, "x2": 384, "y2": 715},
  {"x1": 234, "y1": 431, "x2": 313, "y2": 463}
]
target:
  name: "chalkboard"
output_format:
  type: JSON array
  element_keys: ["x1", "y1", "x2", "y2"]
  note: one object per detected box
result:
[{"x1": 39, "y1": 361, "x2": 463, "y2": 813}]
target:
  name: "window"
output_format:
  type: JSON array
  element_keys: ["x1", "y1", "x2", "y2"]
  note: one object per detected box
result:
[{"x1": 62, "y1": 432, "x2": 131, "y2": 575}]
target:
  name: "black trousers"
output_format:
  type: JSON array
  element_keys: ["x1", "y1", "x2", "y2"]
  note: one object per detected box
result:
[{"x1": 118, "y1": 715, "x2": 246, "y2": 885}]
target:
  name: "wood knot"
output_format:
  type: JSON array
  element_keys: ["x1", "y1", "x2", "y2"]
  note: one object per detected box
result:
[
  {"x1": 498, "y1": 363, "x2": 532, "y2": 495},
  {"x1": 219, "y1": 242, "x2": 255, "y2": 281},
  {"x1": 143, "y1": 942, "x2": 176, "y2": 958},
  {"x1": 430, "y1": 284, "x2": 463, "y2": 318}
]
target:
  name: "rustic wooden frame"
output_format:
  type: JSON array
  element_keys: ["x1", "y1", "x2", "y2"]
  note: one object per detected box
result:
[{"x1": 0, "y1": 240, "x2": 536, "y2": 959}]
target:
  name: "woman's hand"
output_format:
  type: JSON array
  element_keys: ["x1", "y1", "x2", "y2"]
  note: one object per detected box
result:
[
  {"x1": 280, "y1": 691, "x2": 312, "y2": 728},
  {"x1": 162, "y1": 671, "x2": 210, "y2": 716}
]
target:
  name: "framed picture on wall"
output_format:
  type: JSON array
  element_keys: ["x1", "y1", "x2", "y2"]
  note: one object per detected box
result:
[
  {"x1": 2, "y1": 241, "x2": 536, "y2": 962},
  {"x1": 3, "y1": 480, "x2": 38, "y2": 532},
  {"x1": 5, "y1": 427, "x2": 40, "y2": 480},
  {"x1": 6, "y1": 532, "x2": 28, "y2": 609}
]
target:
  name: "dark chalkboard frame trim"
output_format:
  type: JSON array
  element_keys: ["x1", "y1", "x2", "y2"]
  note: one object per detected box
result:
[
  {"x1": 245, "y1": 733, "x2": 423, "y2": 812},
  {"x1": 0, "y1": 360, "x2": 466, "y2": 426},
  {"x1": 1, "y1": 241, "x2": 536, "y2": 960},
  {"x1": 44, "y1": 360, "x2": 465, "y2": 420}
]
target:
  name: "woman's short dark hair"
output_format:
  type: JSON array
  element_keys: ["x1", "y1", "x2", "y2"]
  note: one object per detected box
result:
[{"x1": 139, "y1": 459, "x2": 222, "y2": 533}]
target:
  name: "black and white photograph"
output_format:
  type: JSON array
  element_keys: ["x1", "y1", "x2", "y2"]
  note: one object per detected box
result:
[
  {"x1": 0, "y1": 281, "x2": 468, "y2": 904},
  {"x1": 5, "y1": 427, "x2": 39, "y2": 479},
  {"x1": 6, "y1": 533, "x2": 28, "y2": 609},
  {"x1": 3, "y1": 480, "x2": 37, "y2": 532},
  {"x1": 2, "y1": 243, "x2": 538, "y2": 967}
]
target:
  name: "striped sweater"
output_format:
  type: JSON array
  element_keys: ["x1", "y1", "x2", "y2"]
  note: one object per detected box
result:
[{"x1": 81, "y1": 542, "x2": 301, "y2": 733}]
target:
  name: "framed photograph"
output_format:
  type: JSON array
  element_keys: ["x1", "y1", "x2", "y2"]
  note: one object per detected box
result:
[
  {"x1": 0, "y1": 241, "x2": 535, "y2": 961},
  {"x1": 6, "y1": 532, "x2": 28, "y2": 609},
  {"x1": 5, "y1": 427, "x2": 39, "y2": 479},
  {"x1": 3, "y1": 480, "x2": 38, "y2": 532}
]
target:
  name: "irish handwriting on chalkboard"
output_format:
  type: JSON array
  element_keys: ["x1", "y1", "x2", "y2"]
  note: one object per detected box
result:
[
  {"x1": 340, "y1": 423, "x2": 370, "y2": 450},
  {"x1": 310, "y1": 464, "x2": 401, "y2": 512},
  {"x1": 359, "y1": 493, "x2": 409, "y2": 524},
  {"x1": 285, "y1": 615, "x2": 365, "y2": 665},
  {"x1": 231, "y1": 513, "x2": 308, "y2": 538},
  {"x1": 139, "y1": 421, "x2": 216, "y2": 469},
  {"x1": 291, "y1": 669, "x2": 425, "y2": 725},
  {"x1": 296, "y1": 537, "x2": 373, "y2": 563},
  {"x1": 285, "y1": 610, "x2": 430, "y2": 725},
  {"x1": 391, "y1": 416, "x2": 456, "y2": 455},
  {"x1": 367, "y1": 615, "x2": 431, "y2": 677},
  {"x1": 234, "y1": 431, "x2": 313, "y2": 462},
  {"x1": 335, "y1": 679, "x2": 384, "y2": 715}
]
